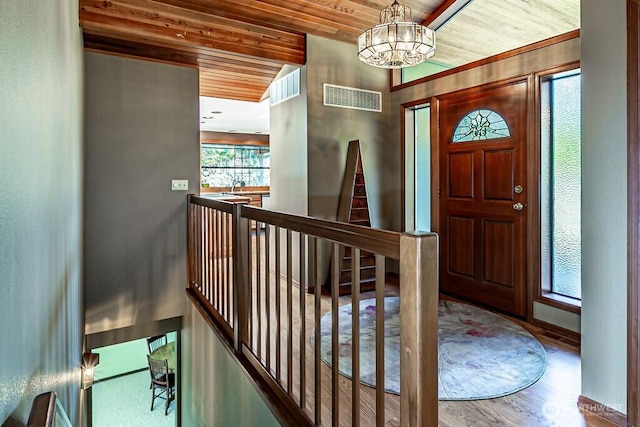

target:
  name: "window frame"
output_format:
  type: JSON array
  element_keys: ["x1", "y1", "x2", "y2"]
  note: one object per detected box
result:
[
  {"x1": 534, "y1": 62, "x2": 582, "y2": 314},
  {"x1": 200, "y1": 141, "x2": 270, "y2": 192}
]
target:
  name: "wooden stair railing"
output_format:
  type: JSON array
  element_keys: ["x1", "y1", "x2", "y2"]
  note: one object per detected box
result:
[
  {"x1": 27, "y1": 392, "x2": 56, "y2": 427},
  {"x1": 187, "y1": 194, "x2": 439, "y2": 427}
]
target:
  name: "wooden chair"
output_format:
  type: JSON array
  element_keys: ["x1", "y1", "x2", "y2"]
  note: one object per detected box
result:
[
  {"x1": 147, "y1": 355, "x2": 175, "y2": 415},
  {"x1": 146, "y1": 334, "x2": 167, "y2": 354}
]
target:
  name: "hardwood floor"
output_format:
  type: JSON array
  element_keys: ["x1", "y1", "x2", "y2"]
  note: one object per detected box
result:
[
  {"x1": 208, "y1": 234, "x2": 616, "y2": 426},
  {"x1": 241, "y1": 272, "x2": 617, "y2": 427}
]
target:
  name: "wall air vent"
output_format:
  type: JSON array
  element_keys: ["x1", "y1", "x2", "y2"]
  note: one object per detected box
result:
[
  {"x1": 270, "y1": 68, "x2": 300, "y2": 106},
  {"x1": 323, "y1": 83, "x2": 382, "y2": 112}
]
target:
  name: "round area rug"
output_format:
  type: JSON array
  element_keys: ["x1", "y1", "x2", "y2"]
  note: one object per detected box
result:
[{"x1": 314, "y1": 297, "x2": 547, "y2": 400}]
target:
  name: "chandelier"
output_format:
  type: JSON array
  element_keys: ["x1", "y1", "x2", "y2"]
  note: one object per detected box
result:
[{"x1": 357, "y1": 0, "x2": 436, "y2": 69}]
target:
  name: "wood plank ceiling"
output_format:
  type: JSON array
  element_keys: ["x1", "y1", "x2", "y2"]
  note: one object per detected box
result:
[
  {"x1": 79, "y1": 0, "x2": 441, "y2": 101},
  {"x1": 80, "y1": 0, "x2": 579, "y2": 102}
]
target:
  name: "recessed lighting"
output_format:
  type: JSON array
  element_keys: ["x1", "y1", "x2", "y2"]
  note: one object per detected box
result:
[
  {"x1": 211, "y1": 111, "x2": 223, "y2": 114},
  {"x1": 202, "y1": 116, "x2": 214, "y2": 119}
]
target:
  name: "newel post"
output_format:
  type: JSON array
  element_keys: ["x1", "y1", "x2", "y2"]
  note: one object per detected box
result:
[
  {"x1": 399, "y1": 232, "x2": 439, "y2": 427},
  {"x1": 187, "y1": 195, "x2": 195, "y2": 291},
  {"x1": 232, "y1": 202, "x2": 250, "y2": 353}
]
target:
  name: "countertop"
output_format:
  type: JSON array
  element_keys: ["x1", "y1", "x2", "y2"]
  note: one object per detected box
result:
[
  {"x1": 199, "y1": 193, "x2": 252, "y2": 202},
  {"x1": 221, "y1": 190, "x2": 270, "y2": 196}
]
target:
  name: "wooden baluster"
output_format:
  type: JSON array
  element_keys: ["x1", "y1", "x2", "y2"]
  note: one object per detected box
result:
[
  {"x1": 217, "y1": 209, "x2": 222, "y2": 312},
  {"x1": 211, "y1": 208, "x2": 215, "y2": 305},
  {"x1": 352, "y1": 247, "x2": 361, "y2": 427},
  {"x1": 275, "y1": 226, "x2": 281, "y2": 383},
  {"x1": 265, "y1": 224, "x2": 271, "y2": 372},
  {"x1": 257, "y1": 221, "x2": 262, "y2": 360},
  {"x1": 331, "y1": 242, "x2": 341, "y2": 427},
  {"x1": 198, "y1": 205, "x2": 204, "y2": 298},
  {"x1": 375, "y1": 254, "x2": 386, "y2": 427},
  {"x1": 232, "y1": 203, "x2": 250, "y2": 353},
  {"x1": 187, "y1": 197, "x2": 194, "y2": 290},
  {"x1": 287, "y1": 229, "x2": 293, "y2": 394},
  {"x1": 313, "y1": 237, "x2": 322, "y2": 427},
  {"x1": 299, "y1": 232, "x2": 306, "y2": 410},
  {"x1": 227, "y1": 211, "x2": 232, "y2": 324},
  {"x1": 247, "y1": 218, "x2": 254, "y2": 352},
  {"x1": 223, "y1": 211, "x2": 229, "y2": 322}
]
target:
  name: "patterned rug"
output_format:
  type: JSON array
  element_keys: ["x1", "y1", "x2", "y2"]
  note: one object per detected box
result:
[{"x1": 315, "y1": 297, "x2": 547, "y2": 400}]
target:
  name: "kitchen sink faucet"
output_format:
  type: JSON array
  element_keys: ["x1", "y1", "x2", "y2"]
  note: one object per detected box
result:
[{"x1": 231, "y1": 180, "x2": 246, "y2": 192}]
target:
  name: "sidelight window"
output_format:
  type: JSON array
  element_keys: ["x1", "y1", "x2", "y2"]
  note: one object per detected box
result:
[{"x1": 540, "y1": 69, "x2": 581, "y2": 301}]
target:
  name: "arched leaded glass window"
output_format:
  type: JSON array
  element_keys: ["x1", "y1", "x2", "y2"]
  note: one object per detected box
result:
[{"x1": 452, "y1": 109, "x2": 510, "y2": 142}]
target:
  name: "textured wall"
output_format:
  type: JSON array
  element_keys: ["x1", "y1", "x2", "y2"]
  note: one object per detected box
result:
[
  {"x1": 581, "y1": 0, "x2": 628, "y2": 412},
  {"x1": 0, "y1": 0, "x2": 84, "y2": 424},
  {"x1": 305, "y1": 35, "x2": 392, "y2": 229},
  {"x1": 84, "y1": 53, "x2": 199, "y2": 335},
  {"x1": 181, "y1": 303, "x2": 280, "y2": 426},
  {"x1": 270, "y1": 67, "x2": 309, "y2": 216}
]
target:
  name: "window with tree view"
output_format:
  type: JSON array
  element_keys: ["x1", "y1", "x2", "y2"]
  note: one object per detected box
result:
[
  {"x1": 540, "y1": 69, "x2": 581, "y2": 301},
  {"x1": 201, "y1": 144, "x2": 270, "y2": 188}
]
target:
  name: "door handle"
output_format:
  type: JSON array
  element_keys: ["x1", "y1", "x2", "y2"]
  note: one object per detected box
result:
[{"x1": 513, "y1": 202, "x2": 524, "y2": 211}]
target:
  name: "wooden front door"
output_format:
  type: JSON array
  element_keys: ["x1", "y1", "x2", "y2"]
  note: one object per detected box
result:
[{"x1": 437, "y1": 80, "x2": 528, "y2": 317}]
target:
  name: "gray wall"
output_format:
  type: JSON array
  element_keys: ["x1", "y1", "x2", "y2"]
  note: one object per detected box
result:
[
  {"x1": 306, "y1": 35, "x2": 392, "y2": 228},
  {"x1": 84, "y1": 53, "x2": 200, "y2": 335},
  {"x1": 581, "y1": 0, "x2": 627, "y2": 412},
  {"x1": 269, "y1": 36, "x2": 392, "y2": 285},
  {"x1": 0, "y1": 0, "x2": 84, "y2": 424},
  {"x1": 181, "y1": 303, "x2": 280, "y2": 426},
  {"x1": 270, "y1": 67, "x2": 309, "y2": 216},
  {"x1": 269, "y1": 35, "x2": 393, "y2": 226}
]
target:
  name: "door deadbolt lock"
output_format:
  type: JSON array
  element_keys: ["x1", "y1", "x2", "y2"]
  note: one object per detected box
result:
[
  {"x1": 514, "y1": 185, "x2": 524, "y2": 194},
  {"x1": 513, "y1": 202, "x2": 524, "y2": 211}
]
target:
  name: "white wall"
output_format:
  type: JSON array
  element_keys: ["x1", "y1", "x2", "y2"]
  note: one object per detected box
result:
[
  {"x1": 580, "y1": 0, "x2": 628, "y2": 412},
  {"x1": 0, "y1": 0, "x2": 84, "y2": 423}
]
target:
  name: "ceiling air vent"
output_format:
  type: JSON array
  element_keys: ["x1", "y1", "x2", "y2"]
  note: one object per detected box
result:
[
  {"x1": 270, "y1": 69, "x2": 300, "y2": 106},
  {"x1": 323, "y1": 83, "x2": 382, "y2": 112}
]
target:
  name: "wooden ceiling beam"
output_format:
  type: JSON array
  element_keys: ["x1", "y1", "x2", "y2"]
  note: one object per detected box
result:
[
  {"x1": 82, "y1": 31, "x2": 284, "y2": 72},
  {"x1": 83, "y1": 31, "x2": 280, "y2": 102},
  {"x1": 80, "y1": 0, "x2": 305, "y2": 65}
]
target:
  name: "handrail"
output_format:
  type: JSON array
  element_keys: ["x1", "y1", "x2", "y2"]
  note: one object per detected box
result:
[
  {"x1": 240, "y1": 204, "x2": 401, "y2": 259},
  {"x1": 188, "y1": 194, "x2": 245, "y2": 213},
  {"x1": 190, "y1": 195, "x2": 401, "y2": 259},
  {"x1": 27, "y1": 392, "x2": 56, "y2": 427},
  {"x1": 186, "y1": 194, "x2": 438, "y2": 426}
]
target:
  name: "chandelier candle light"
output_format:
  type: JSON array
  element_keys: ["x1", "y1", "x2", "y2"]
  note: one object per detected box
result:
[{"x1": 357, "y1": 0, "x2": 436, "y2": 69}]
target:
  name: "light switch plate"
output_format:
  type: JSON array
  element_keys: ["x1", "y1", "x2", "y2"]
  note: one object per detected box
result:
[{"x1": 171, "y1": 180, "x2": 188, "y2": 191}]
